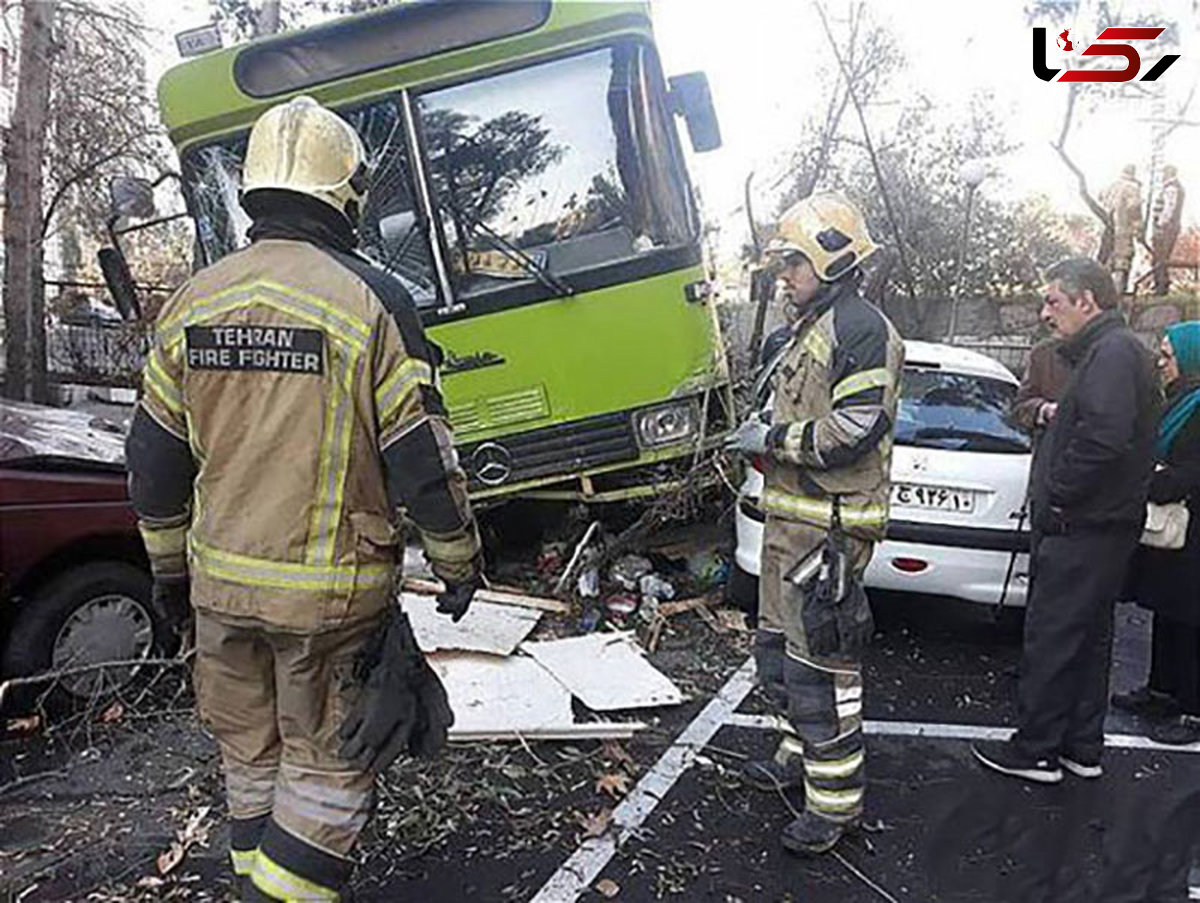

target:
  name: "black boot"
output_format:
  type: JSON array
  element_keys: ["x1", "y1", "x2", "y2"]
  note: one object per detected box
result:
[
  {"x1": 1148, "y1": 714, "x2": 1200, "y2": 746},
  {"x1": 781, "y1": 811, "x2": 857, "y2": 855},
  {"x1": 740, "y1": 755, "x2": 804, "y2": 792}
]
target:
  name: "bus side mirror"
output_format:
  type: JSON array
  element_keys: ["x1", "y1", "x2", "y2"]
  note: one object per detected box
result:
[
  {"x1": 668, "y1": 72, "x2": 721, "y2": 153},
  {"x1": 110, "y1": 176, "x2": 157, "y2": 221},
  {"x1": 98, "y1": 247, "x2": 142, "y2": 321}
]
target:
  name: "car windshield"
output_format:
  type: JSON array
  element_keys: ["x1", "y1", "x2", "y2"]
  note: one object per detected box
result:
[{"x1": 895, "y1": 368, "x2": 1031, "y2": 454}]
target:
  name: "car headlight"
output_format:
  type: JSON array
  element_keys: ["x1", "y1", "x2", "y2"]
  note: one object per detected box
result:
[{"x1": 635, "y1": 403, "x2": 697, "y2": 448}]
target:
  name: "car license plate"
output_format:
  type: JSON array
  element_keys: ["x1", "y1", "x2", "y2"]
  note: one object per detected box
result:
[{"x1": 891, "y1": 483, "x2": 975, "y2": 513}]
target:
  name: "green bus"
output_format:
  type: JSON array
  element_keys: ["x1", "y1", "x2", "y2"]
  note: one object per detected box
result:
[{"x1": 126, "y1": 0, "x2": 731, "y2": 505}]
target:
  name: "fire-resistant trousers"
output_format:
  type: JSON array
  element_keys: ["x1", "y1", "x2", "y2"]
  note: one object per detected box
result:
[
  {"x1": 755, "y1": 516, "x2": 875, "y2": 826},
  {"x1": 193, "y1": 609, "x2": 382, "y2": 901}
]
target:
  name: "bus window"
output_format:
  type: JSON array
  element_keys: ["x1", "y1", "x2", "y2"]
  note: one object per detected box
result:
[
  {"x1": 180, "y1": 97, "x2": 438, "y2": 307},
  {"x1": 415, "y1": 42, "x2": 696, "y2": 302}
]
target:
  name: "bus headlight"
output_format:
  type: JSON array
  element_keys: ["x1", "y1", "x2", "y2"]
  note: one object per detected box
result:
[{"x1": 635, "y1": 403, "x2": 697, "y2": 448}]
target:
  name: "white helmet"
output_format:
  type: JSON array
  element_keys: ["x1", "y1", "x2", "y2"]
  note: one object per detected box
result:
[{"x1": 242, "y1": 96, "x2": 369, "y2": 224}]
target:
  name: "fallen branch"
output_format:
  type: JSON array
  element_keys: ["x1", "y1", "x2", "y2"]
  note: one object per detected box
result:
[
  {"x1": 401, "y1": 578, "x2": 570, "y2": 614},
  {"x1": 656, "y1": 594, "x2": 719, "y2": 618},
  {"x1": 0, "y1": 653, "x2": 192, "y2": 709},
  {"x1": 0, "y1": 768, "x2": 68, "y2": 798}
]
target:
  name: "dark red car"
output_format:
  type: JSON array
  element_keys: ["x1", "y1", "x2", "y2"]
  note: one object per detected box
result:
[{"x1": 1, "y1": 401, "x2": 160, "y2": 701}]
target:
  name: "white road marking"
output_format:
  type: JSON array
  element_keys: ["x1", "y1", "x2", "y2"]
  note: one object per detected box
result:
[
  {"x1": 725, "y1": 712, "x2": 1200, "y2": 754},
  {"x1": 529, "y1": 657, "x2": 757, "y2": 903}
]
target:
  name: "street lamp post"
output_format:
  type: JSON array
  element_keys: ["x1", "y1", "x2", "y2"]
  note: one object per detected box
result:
[{"x1": 947, "y1": 159, "x2": 990, "y2": 344}]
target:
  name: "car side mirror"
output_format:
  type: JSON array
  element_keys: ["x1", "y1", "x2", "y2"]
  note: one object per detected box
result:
[
  {"x1": 668, "y1": 72, "x2": 721, "y2": 153},
  {"x1": 109, "y1": 176, "x2": 157, "y2": 220},
  {"x1": 98, "y1": 247, "x2": 142, "y2": 321}
]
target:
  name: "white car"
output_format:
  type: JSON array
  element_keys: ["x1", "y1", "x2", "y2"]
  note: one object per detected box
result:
[{"x1": 731, "y1": 340, "x2": 1033, "y2": 611}]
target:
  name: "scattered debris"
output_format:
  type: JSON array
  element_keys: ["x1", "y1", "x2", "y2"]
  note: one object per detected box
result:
[
  {"x1": 714, "y1": 608, "x2": 751, "y2": 633},
  {"x1": 594, "y1": 877, "x2": 622, "y2": 898},
  {"x1": 686, "y1": 550, "x2": 729, "y2": 589},
  {"x1": 6, "y1": 715, "x2": 41, "y2": 735},
  {"x1": 404, "y1": 595, "x2": 542, "y2": 656},
  {"x1": 577, "y1": 566, "x2": 601, "y2": 599},
  {"x1": 401, "y1": 577, "x2": 570, "y2": 614},
  {"x1": 610, "y1": 554, "x2": 653, "y2": 591},
  {"x1": 522, "y1": 633, "x2": 686, "y2": 712},
  {"x1": 430, "y1": 652, "x2": 574, "y2": 737},
  {"x1": 155, "y1": 805, "x2": 213, "y2": 877},
  {"x1": 604, "y1": 593, "x2": 639, "y2": 627},
  {"x1": 98, "y1": 701, "x2": 124, "y2": 724},
  {"x1": 638, "y1": 573, "x2": 676, "y2": 602}
]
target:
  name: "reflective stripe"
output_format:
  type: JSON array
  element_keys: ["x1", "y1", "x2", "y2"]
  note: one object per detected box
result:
[
  {"x1": 226, "y1": 765, "x2": 278, "y2": 816},
  {"x1": 252, "y1": 851, "x2": 340, "y2": 902},
  {"x1": 276, "y1": 777, "x2": 373, "y2": 835},
  {"x1": 160, "y1": 282, "x2": 370, "y2": 352},
  {"x1": 190, "y1": 536, "x2": 392, "y2": 593},
  {"x1": 763, "y1": 488, "x2": 888, "y2": 530},
  {"x1": 831, "y1": 367, "x2": 893, "y2": 404},
  {"x1": 231, "y1": 849, "x2": 258, "y2": 877},
  {"x1": 421, "y1": 531, "x2": 479, "y2": 564},
  {"x1": 307, "y1": 347, "x2": 359, "y2": 565},
  {"x1": 805, "y1": 749, "x2": 865, "y2": 780},
  {"x1": 802, "y1": 327, "x2": 832, "y2": 366},
  {"x1": 805, "y1": 782, "x2": 864, "y2": 812},
  {"x1": 376, "y1": 358, "x2": 433, "y2": 435},
  {"x1": 144, "y1": 346, "x2": 183, "y2": 415},
  {"x1": 780, "y1": 734, "x2": 806, "y2": 757},
  {"x1": 140, "y1": 523, "x2": 188, "y2": 556},
  {"x1": 836, "y1": 700, "x2": 863, "y2": 721}
]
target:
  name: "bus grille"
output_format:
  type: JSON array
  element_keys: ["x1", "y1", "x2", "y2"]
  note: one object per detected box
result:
[{"x1": 459, "y1": 411, "x2": 638, "y2": 489}]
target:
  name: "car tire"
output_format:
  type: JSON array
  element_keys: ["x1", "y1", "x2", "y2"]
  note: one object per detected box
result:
[{"x1": 1, "y1": 561, "x2": 160, "y2": 707}]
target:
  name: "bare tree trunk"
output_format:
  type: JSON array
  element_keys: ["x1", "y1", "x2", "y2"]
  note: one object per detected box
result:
[{"x1": 3, "y1": 0, "x2": 57, "y2": 403}]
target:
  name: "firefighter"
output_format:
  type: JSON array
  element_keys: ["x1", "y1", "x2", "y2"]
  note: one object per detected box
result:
[
  {"x1": 726, "y1": 193, "x2": 903, "y2": 855},
  {"x1": 1152, "y1": 164, "x2": 1186, "y2": 295},
  {"x1": 125, "y1": 96, "x2": 484, "y2": 901},
  {"x1": 1099, "y1": 163, "x2": 1143, "y2": 295}
]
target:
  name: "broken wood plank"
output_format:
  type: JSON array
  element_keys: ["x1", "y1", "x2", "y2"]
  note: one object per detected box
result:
[
  {"x1": 429, "y1": 652, "x2": 574, "y2": 735},
  {"x1": 449, "y1": 723, "x2": 645, "y2": 743},
  {"x1": 522, "y1": 633, "x2": 685, "y2": 712},
  {"x1": 403, "y1": 595, "x2": 542, "y2": 656},
  {"x1": 656, "y1": 593, "x2": 719, "y2": 618},
  {"x1": 401, "y1": 577, "x2": 570, "y2": 614}
]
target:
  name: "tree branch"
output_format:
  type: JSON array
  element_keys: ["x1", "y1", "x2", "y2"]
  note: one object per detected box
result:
[
  {"x1": 813, "y1": 0, "x2": 919, "y2": 306},
  {"x1": 39, "y1": 131, "x2": 154, "y2": 237}
]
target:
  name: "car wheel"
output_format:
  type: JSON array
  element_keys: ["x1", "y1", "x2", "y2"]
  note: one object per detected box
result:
[{"x1": 2, "y1": 562, "x2": 159, "y2": 704}]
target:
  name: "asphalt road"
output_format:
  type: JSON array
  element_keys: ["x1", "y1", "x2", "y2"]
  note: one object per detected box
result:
[{"x1": 517, "y1": 593, "x2": 1200, "y2": 903}]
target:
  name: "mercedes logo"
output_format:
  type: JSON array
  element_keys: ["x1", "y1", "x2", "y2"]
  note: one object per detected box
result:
[{"x1": 471, "y1": 442, "x2": 513, "y2": 486}]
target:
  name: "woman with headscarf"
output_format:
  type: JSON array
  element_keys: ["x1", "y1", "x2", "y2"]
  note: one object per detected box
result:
[{"x1": 1113, "y1": 321, "x2": 1200, "y2": 744}]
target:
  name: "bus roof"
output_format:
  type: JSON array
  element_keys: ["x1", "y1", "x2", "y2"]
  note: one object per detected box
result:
[{"x1": 158, "y1": 1, "x2": 651, "y2": 151}]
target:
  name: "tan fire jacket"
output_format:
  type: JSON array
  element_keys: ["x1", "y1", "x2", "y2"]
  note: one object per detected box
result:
[
  {"x1": 128, "y1": 238, "x2": 481, "y2": 632},
  {"x1": 763, "y1": 280, "x2": 904, "y2": 542}
]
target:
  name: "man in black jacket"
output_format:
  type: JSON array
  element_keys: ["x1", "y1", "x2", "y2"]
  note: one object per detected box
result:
[{"x1": 973, "y1": 257, "x2": 1158, "y2": 783}]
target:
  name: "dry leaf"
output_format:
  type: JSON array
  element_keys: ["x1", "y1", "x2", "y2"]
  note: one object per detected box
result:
[
  {"x1": 715, "y1": 608, "x2": 750, "y2": 633},
  {"x1": 595, "y1": 878, "x2": 621, "y2": 898},
  {"x1": 6, "y1": 715, "x2": 40, "y2": 735},
  {"x1": 574, "y1": 808, "x2": 613, "y2": 838},
  {"x1": 99, "y1": 701, "x2": 124, "y2": 724},
  {"x1": 602, "y1": 740, "x2": 636, "y2": 771},
  {"x1": 136, "y1": 876, "x2": 166, "y2": 889},
  {"x1": 595, "y1": 772, "x2": 631, "y2": 800},
  {"x1": 157, "y1": 841, "x2": 185, "y2": 875}
]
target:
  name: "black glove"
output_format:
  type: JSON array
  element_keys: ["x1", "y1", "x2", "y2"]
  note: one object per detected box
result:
[
  {"x1": 151, "y1": 575, "x2": 191, "y2": 645},
  {"x1": 436, "y1": 574, "x2": 484, "y2": 623},
  {"x1": 338, "y1": 610, "x2": 455, "y2": 773}
]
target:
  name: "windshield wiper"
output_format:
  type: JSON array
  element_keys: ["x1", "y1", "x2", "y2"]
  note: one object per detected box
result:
[{"x1": 447, "y1": 201, "x2": 574, "y2": 298}]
